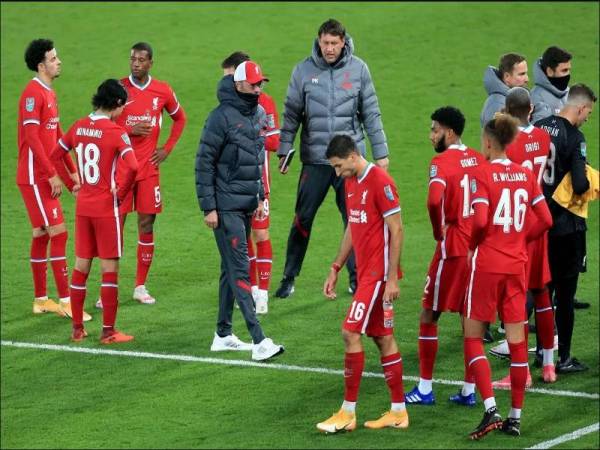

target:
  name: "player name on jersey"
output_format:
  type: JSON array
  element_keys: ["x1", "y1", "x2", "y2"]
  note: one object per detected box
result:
[
  {"x1": 76, "y1": 127, "x2": 103, "y2": 138},
  {"x1": 460, "y1": 157, "x2": 479, "y2": 168},
  {"x1": 538, "y1": 124, "x2": 559, "y2": 137},
  {"x1": 492, "y1": 171, "x2": 529, "y2": 183}
]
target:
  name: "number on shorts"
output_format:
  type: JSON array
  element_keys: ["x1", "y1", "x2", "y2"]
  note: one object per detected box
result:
[
  {"x1": 423, "y1": 275, "x2": 431, "y2": 295},
  {"x1": 75, "y1": 142, "x2": 100, "y2": 185},
  {"x1": 154, "y1": 185, "x2": 161, "y2": 205},
  {"x1": 262, "y1": 198, "x2": 269, "y2": 216},
  {"x1": 349, "y1": 301, "x2": 365, "y2": 321}
]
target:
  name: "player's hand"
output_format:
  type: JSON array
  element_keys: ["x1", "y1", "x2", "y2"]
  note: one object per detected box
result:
[
  {"x1": 383, "y1": 278, "x2": 400, "y2": 302},
  {"x1": 204, "y1": 210, "x2": 218, "y2": 229},
  {"x1": 72, "y1": 183, "x2": 81, "y2": 196},
  {"x1": 69, "y1": 172, "x2": 81, "y2": 186},
  {"x1": 131, "y1": 122, "x2": 152, "y2": 136},
  {"x1": 278, "y1": 155, "x2": 290, "y2": 175},
  {"x1": 374, "y1": 157, "x2": 390, "y2": 171},
  {"x1": 467, "y1": 249, "x2": 474, "y2": 269},
  {"x1": 150, "y1": 147, "x2": 168, "y2": 166},
  {"x1": 48, "y1": 175, "x2": 63, "y2": 198},
  {"x1": 442, "y1": 224, "x2": 449, "y2": 240},
  {"x1": 323, "y1": 270, "x2": 338, "y2": 300},
  {"x1": 255, "y1": 201, "x2": 266, "y2": 221}
]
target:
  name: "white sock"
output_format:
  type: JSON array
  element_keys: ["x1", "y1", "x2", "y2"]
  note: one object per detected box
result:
[
  {"x1": 391, "y1": 402, "x2": 406, "y2": 412},
  {"x1": 59, "y1": 297, "x2": 70, "y2": 304},
  {"x1": 542, "y1": 348, "x2": 554, "y2": 366},
  {"x1": 251, "y1": 285, "x2": 259, "y2": 300},
  {"x1": 462, "y1": 382, "x2": 475, "y2": 396},
  {"x1": 258, "y1": 289, "x2": 268, "y2": 301},
  {"x1": 483, "y1": 397, "x2": 496, "y2": 411},
  {"x1": 341, "y1": 400, "x2": 356, "y2": 413},
  {"x1": 418, "y1": 378, "x2": 432, "y2": 394},
  {"x1": 509, "y1": 407, "x2": 521, "y2": 419}
]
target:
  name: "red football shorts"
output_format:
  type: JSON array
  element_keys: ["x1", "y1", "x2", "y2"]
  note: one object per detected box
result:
[
  {"x1": 251, "y1": 196, "x2": 270, "y2": 230},
  {"x1": 119, "y1": 175, "x2": 162, "y2": 215},
  {"x1": 422, "y1": 251, "x2": 468, "y2": 313},
  {"x1": 525, "y1": 233, "x2": 551, "y2": 290},
  {"x1": 464, "y1": 269, "x2": 527, "y2": 324},
  {"x1": 343, "y1": 279, "x2": 394, "y2": 337},
  {"x1": 75, "y1": 215, "x2": 124, "y2": 259},
  {"x1": 18, "y1": 183, "x2": 64, "y2": 228}
]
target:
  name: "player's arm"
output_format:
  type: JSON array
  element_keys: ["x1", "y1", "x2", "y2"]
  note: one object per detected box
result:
[
  {"x1": 383, "y1": 210, "x2": 404, "y2": 302},
  {"x1": 116, "y1": 148, "x2": 139, "y2": 203},
  {"x1": 278, "y1": 65, "x2": 304, "y2": 168},
  {"x1": 262, "y1": 95, "x2": 281, "y2": 152},
  {"x1": 358, "y1": 63, "x2": 388, "y2": 169},
  {"x1": 323, "y1": 226, "x2": 353, "y2": 300},
  {"x1": 151, "y1": 94, "x2": 187, "y2": 165},
  {"x1": 23, "y1": 123, "x2": 57, "y2": 181},
  {"x1": 427, "y1": 176, "x2": 445, "y2": 241},
  {"x1": 570, "y1": 136, "x2": 590, "y2": 195},
  {"x1": 527, "y1": 195, "x2": 552, "y2": 242}
]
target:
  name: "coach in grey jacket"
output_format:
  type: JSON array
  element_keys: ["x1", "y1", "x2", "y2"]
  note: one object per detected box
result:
[
  {"x1": 274, "y1": 18, "x2": 389, "y2": 298},
  {"x1": 531, "y1": 46, "x2": 573, "y2": 123},
  {"x1": 196, "y1": 63, "x2": 283, "y2": 361}
]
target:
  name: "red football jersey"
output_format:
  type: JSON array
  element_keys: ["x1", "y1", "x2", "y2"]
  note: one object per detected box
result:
[
  {"x1": 17, "y1": 78, "x2": 61, "y2": 185},
  {"x1": 59, "y1": 114, "x2": 133, "y2": 217},
  {"x1": 258, "y1": 92, "x2": 280, "y2": 196},
  {"x1": 506, "y1": 125, "x2": 551, "y2": 186},
  {"x1": 428, "y1": 144, "x2": 486, "y2": 257},
  {"x1": 470, "y1": 159, "x2": 544, "y2": 274},
  {"x1": 117, "y1": 75, "x2": 180, "y2": 180},
  {"x1": 345, "y1": 164, "x2": 401, "y2": 282}
]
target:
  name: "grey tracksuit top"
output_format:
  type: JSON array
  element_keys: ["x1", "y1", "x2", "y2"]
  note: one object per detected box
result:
[
  {"x1": 480, "y1": 65, "x2": 510, "y2": 128},
  {"x1": 531, "y1": 58, "x2": 569, "y2": 123},
  {"x1": 278, "y1": 35, "x2": 388, "y2": 165}
]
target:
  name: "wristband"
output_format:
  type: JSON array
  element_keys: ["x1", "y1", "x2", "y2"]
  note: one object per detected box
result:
[{"x1": 331, "y1": 262, "x2": 342, "y2": 273}]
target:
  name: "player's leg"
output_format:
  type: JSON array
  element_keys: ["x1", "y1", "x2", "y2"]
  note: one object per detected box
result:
[
  {"x1": 276, "y1": 164, "x2": 332, "y2": 298},
  {"x1": 406, "y1": 308, "x2": 440, "y2": 405},
  {"x1": 253, "y1": 227, "x2": 271, "y2": 314},
  {"x1": 500, "y1": 320, "x2": 527, "y2": 436},
  {"x1": 532, "y1": 286, "x2": 556, "y2": 382},
  {"x1": 98, "y1": 258, "x2": 133, "y2": 344},
  {"x1": 332, "y1": 174, "x2": 357, "y2": 294},
  {"x1": 70, "y1": 256, "x2": 92, "y2": 342},
  {"x1": 247, "y1": 234, "x2": 258, "y2": 300},
  {"x1": 133, "y1": 211, "x2": 157, "y2": 304}
]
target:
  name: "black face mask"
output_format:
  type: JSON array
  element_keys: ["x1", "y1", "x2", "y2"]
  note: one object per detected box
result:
[
  {"x1": 237, "y1": 91, "x2": 259, "y2": 107},
  {"x1": 549, "y1": 73, "x2": 570, "y2": 91},
  {"x1": 434, "y1": 134, "x2": 447, "y2": 153}
]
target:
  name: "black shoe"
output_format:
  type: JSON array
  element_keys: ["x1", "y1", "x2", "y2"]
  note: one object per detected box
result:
[
  {"x1": 274, "y1": 277, "x2": 295, "y2": 298},
  {"x1": 533, "y1": 352, "x2": 543, "y2": 368},
  {"x1": 500, "y1": 418, "x2": 521, "y2": 436},
  {"x1": 469, "y1": 407, "x2": 502, "y2": 440},
  {"x1": 574, "y1": 298, "x2": 590, "y2": 309},
  {"x1": 556, "y1": 357, "x2": 588, "y2": 374},
  {"x1": 348, "y1": 279, "x2": 357, "y2": 295},
  {"x1": 483, "y1": 329, "x2": 495, "y2": 343}
]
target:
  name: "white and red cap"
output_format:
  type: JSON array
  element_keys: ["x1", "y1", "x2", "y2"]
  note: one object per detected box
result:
[{"x1": 233, "y1": 61, "x2": 269, "y2": 84}]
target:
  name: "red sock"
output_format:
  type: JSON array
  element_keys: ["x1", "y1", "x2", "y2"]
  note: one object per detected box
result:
[
  {"x1": 508, "y1": 340, "x2": 528, "y2": 409},
  {"x1": 534, "y1": 290, "x2": 555, "y2": 350},
  {"x1": 464, "y1": 337, "x2": 494, "y2": 402},
  {"x1": 135, "y1": 233, "x2": 154, "y2": 287},
  {"x1": 70, "y1": 270, "x2": 88, "y2": 327},
  {"x1": 256, "y1": 239, "x2": 272, "y2": 291},
  {"x1": 418, "y1": 322, "x2": 438, "y2": 380},
  {"x1": 247, "y1": 235, "x2": 257, "y2": 287},
  {"x1": 344, "y1": 351, "x2": 365, "y2": 402},
  {"x1": 101, "y1": 272, "x2": 119, "y2": 329},
  {"x1": 463, "y1": 346, "x2": 475, "y2": 384},
  {"x1": 381, "y1": 352, "x2": 405, "y2": 402},
  {"x1": 50, "y1": 231, "x2": 69, "y2": 299},
  {"x1": 30, "y1": 234, "x2": 49, "y2": 298}
]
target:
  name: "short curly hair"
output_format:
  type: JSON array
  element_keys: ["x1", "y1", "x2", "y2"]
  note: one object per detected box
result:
[{"x1": 24, "y1": 39, "x2": 54, "y2": 72}]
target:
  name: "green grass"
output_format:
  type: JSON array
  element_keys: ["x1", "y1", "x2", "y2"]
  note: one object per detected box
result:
[{"x1": 1, "y1": 2, "x2": 599, "y2": 449}]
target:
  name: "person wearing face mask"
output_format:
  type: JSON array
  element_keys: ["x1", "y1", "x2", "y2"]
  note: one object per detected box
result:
[
  {"x1": 535, "y1": 84, "x2": 596, "y2": 374},
  {"x1": 480, "y1": 53, "x2": 529, "y2": 128},
  {"x1": 274, "y1": 18, "x2": 389, "y2": 299},
  {"x1": 531, "y1": 46, "x2": 573, "y2": 123},
  {"x1": 196, "y1": 61, "x2": 284, "y2": 362},
  {"x1": 404, "y1": 107, "x2": 486, "y2": 407}
]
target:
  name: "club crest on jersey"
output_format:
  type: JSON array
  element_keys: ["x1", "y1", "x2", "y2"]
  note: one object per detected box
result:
[
  {"x1": 121, "y1": 133, "x2": 131, "y2": 146},
  {"x1": 429, "y1": 164, "x2": 437, "y2": 178},
  {"x1": 361, "y1": 190, "x2": 368, "y2": 204},
  {"x1": 580, "y1": 142, "x2": 587, "y2": 157},
  {"x1": 25, "y1": 97, "x2": 35, "y2": 112},
  {"x1": 152, "y1": 97, "x2": 159, "y2": 110},
  {"x1": 470, "y1": 179, "x2": 477, "y2": 193},
  {"x1": 384, "y1": 185, "x2": 394, "y2": 201}
]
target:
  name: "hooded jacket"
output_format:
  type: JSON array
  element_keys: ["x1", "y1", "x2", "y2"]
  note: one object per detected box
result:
[
  {"x1": 480, "y1": 66, "x2": 510, "y2": 127},
  {"x1": 195, "y1": 75, "x2": 264, "y2": 214},
  {"x1": 278, "y1": 35, "x2": 388, "y2": 165},
  {"x1": 531, "y1": 58, "x2": 569, "y2": 123}
]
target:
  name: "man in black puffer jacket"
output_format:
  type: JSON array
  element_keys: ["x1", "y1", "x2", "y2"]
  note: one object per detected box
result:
[{"x1": 196, "y1": 61, "x2": 284, "y2": 362}]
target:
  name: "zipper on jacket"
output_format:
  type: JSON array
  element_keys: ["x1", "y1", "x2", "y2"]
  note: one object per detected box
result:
[{"x1": 329, "y1": 68, "x2": 334, "y2": 134}]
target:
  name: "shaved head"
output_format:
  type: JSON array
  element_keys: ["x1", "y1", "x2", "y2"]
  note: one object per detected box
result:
[{"x1": 506, "y1": 87, "x2": 532, "y2": 122}]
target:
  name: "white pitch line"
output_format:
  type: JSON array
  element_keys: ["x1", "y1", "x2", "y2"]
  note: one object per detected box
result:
[
  {"x1": 1, "y1": 340, "x2": 599, "y2": 400},
  {"x1": 526, "y1": 422, "x2": 599, "y2": 449}
]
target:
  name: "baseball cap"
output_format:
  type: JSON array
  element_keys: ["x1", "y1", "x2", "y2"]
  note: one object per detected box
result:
[{"x1": 233, "y1": 61, "x2": 269, "y2": 84}]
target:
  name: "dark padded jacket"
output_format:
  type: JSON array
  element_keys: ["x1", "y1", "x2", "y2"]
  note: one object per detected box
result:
[{"x1": 195, "y1": 75, "x2": 264, "y2": 214}]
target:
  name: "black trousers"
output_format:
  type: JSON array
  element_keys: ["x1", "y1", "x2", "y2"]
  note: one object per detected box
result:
[
  {"x1": 282, "y1": 164, "x2": 356, "y2": 281},
  {"x1": 213, "y1": 211, "x2": 265, "y2": 344}
]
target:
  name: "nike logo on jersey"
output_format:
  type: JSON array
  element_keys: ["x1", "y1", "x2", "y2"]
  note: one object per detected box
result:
[
  {"x1": 125, "y1": 100, "x2": 135, "y2": 106},
  {"x1": 347, "y1": 193, "x2": 354, "y2": 198}
]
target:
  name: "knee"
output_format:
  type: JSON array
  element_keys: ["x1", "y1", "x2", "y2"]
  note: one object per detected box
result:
[
  {"x1": 253, "y1": 229, "x2": 269, "y2": 242},
  {"x1": 138, "y1": 214, "x2": 155, "y2": 233},
  {"x1": 342, "y1": 329, "x2": 361, "y2": 346}
]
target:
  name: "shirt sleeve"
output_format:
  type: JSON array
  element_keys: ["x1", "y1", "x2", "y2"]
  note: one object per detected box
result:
[
  {"x1": 375, "y1": 173, "x2": 401, "y2": 218},
  {"x1": 21, "y1": 89, "x2": 44, "y2": 125},
  {"x1": 164, "y1": 85, "x2": 181, "y2": 116}
]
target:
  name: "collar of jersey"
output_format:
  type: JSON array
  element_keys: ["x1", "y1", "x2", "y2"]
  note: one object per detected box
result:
[
  {"x1": 88, "y1": 113, "x2": 110, "y2": 121},
  {"x1": 33, "y1": 77, "x2": 52, "y2": 91},
  {"x1": 129, "y1": 74, "x2": 152, "y2": 90},
  {"x1": 491, "y1": 158, "x2": 511, "y2": 165},
  {"x1": 358, "y1": 162, "x2": 374, "y2": 184},
  {"x1": 447, "y1": 143, "x2": 467, "y2": 151},
  {"x1": 518, "y1": 124, "x2": 534, "y2": 134}
]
